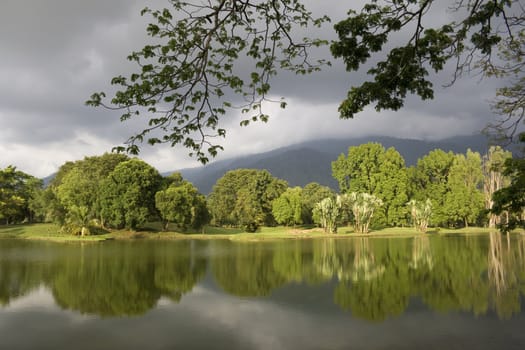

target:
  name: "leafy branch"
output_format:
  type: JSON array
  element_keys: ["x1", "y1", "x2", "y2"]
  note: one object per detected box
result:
[
  {"x1": 87, "y1": 0, "x2": 329, "y2": 163},
  {"x1": 331, "y1": 0, "x2": 523, "y2": 119}
]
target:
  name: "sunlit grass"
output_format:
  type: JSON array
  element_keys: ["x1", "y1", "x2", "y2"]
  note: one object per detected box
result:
[
  {"x1": 1, "y1": 222, "x2": 521, "y2": 243},
  {"x1": 0, "y1": 223, "x2": 110, "y2": 242}
]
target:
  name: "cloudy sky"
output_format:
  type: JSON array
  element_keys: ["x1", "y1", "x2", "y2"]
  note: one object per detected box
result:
[{"x1": 0, "y1": 0, "x2": 508, "y2": 177}]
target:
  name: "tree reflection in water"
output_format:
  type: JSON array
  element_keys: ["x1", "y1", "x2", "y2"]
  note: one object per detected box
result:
[
  {"x1": 0, "y1": 235, "x2": 524, "y2": 321},
  {"x1": 487, "y1": 232, "x2": 525, "y2": 319},
  {"x1": 409, "y1": 235, "x2": 433, "y2": 271},
  {"x1": 350, "y1": 238, "x2": 385, "y2": 282},
  {"x1": 211, "y1": 241, "x2": 287, "y2": 297},
  {"x1": 0, "y1": 241, "x2": 47, "y2": 306},
  {"x1": 333, "y1": 238, "x2": 408, "y2": 322},
  {"x1": 51, "y1": 241, "x2": 208, "y2": 316}
]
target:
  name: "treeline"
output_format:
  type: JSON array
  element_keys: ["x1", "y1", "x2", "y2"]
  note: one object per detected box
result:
[
  {"x1": 329, "y1": 143, "x2": 514, "y2": 232},
  {"x1": 0, "y1": 154, "x2": 208, "y2": 234},
  {"x1": 208, "y1": 143, "x2": 517, "y2": 232},
  {"x1": 0, "y1": 142, "x2": 521, "y2": 233}
]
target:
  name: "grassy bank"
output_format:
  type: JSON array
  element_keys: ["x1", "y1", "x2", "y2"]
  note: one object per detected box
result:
[
  {"x1": 1, "y1": 223, "x2": 521, "y2": 243},
  {"x1": 0, "y1": 223, "x2": 111, "y2": 242}
]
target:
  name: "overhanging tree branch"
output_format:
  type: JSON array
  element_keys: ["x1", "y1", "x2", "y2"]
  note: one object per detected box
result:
[{"x1": 87, "y1": 0, "x2": 329, "y2": 163}]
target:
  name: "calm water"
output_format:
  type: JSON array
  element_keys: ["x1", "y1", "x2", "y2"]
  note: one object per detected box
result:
[{"x1": 1, "y1": 234, "x2": 524, "y2": 349}]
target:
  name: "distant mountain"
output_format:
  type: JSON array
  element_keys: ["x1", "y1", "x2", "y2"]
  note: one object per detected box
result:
[
  {"x1": 175, "y1": 134, "x2": 491, "y2": 194},
  {"x1": 42, "y1": 173, "x2": 55, "y2": 187}
]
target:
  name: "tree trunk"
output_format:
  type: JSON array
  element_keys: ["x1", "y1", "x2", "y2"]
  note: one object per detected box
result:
[{"x1": 489, "y1": 214, "x2": 497, "y2": 229}]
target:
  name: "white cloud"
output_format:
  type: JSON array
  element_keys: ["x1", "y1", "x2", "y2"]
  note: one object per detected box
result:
[{"x1": 0, "y1": 132, "x2": 115, "y2": 177}]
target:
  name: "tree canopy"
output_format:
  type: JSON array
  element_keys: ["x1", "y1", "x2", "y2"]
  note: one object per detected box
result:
[
  {"x1": 272, "y1": 186, "x2": 304, "y2": 227},
  {"x1": 39, "y1": 153, "x2": 130, "y2": 231},
  {"x1": 98, "y1": 159, "x2": 163, "y2": 230},
  {"x1": 208, "y1": 168, "x2": 287, "y2": 231},
  {"x1": 491, "y1": 135, "x2": 525, "y2": 232},
  {"x1": 155, "y1": 175, "x2": 210, "y2": 230},
  {"x1": 409, "y1": 149, "x2": 455, "y2": 226},
  {"x1": 443, "y1": 150, "x2": 485, "y2": 227},
  {"x1": 87, "y1": 0, "x2": 524, "y2": 160},
  {"x1": 332, "y1": 143, "x2": 408, "y2": 226},
  {"x1": 0, "y1": 166, "x2": 42, "y2": 224}
]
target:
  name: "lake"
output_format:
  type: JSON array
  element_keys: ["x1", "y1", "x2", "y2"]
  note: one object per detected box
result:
[{"x1": 1, "y1": 233, "x2": 524, "y2": 349}]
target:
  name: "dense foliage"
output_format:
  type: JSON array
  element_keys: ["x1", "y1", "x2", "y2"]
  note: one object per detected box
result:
[
  {"x1": 155, "y1": 175, "x2": 209, "y2": 231},
  {"x1": 1, "y1": 142, "x2": 521, "y2": 233},
  {"x1": 0, "y1": 166, "x2": 42, "y2": 224},
  {"x1": 2, "y1": 155, "x2": 211, "y2": 233},
  {"x1": 208, "y1": 169, "x2": 287, "y2": 231},
  {"x1": 272, "y1": 187, "x2": 303, "y2": 227},
  {"x1": 491, "y1": 135, "x2": 525, "y2": 232},
  {"x1": 332, "y1": 143, "x2": 408, "y2": 226},
  {"x1": 98, "y1": 159, "x2": 163, "y2": 230}
]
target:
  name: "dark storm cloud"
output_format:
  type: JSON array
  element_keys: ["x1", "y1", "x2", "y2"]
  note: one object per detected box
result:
[
  {"x1": 0, "y1": 1, "x2": 161, "y2": 145},
  {"x1": 0, "y1": 1, "x2": 511, "y2": 177}
]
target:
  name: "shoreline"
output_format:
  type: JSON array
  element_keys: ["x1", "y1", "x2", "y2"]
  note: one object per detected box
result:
[{"x1": 0, "y1": 223, "x2": 521, "y2": 243}]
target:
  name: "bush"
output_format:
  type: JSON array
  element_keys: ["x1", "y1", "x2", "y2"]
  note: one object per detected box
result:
[
  {"x1": 60, "y1": 222, "x2": 82, "y2": 236},
  {"x1": 243, "y1": 222, "x2": 259, "y2": 233}
]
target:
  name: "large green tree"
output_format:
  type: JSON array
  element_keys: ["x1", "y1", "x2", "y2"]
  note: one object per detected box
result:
[
  {"x1": 301, "y1": 182, "x2": 335, "y2": 225},
  {"x1": 29, "y1": 186, "x2": 65, "y2": 224},
  {"x1": 0, "y1": 166, "x2": 42, "y2": 225},
  {"x1": 443, "y1": 150, "x2": 485, "y2": 227},
  {"x1": 332, "y1": 143, "x2": 408, "y2": 226},
  {"x1": 272, "y1": 186, "x2": 303, "y2": 227},
  {"x1": 87, "y1": 1, "x2": 522, "y2": 160},
  {"x1": 409, "y1": 149, "x2": 455, "y2": 226},
  {"x1": 208, "y1": 169, "x2": 261, "y2": 226},
  {"x1": 42, "y1": 153, "x2": 130, "y2": 228},
  {"x1": 232, "y1": 170, "x2": 288, "y2": 230},
  {"x1": 332, "y1": 143, "x2": 384, "y2": 194},
  {"x1": 208, "y1": 168, "x2": 287, "y2": 230},
  {"x1": 375, "y1": 148, "x2": 409, "y2": 226},
  {"x1": 155, "y1": 176, "x2": 210, "y2": 231},
  {"x1": 99, "y1": 159, "x2": 162, "y2": 230}
]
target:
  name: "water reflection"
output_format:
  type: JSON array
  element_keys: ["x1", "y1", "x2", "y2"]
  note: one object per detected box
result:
[
  {"x1": 0, "y1": 235, "x2": 524, "y2": 321},
  {"x1": 487, "y1": 232, "x2": 525, "y2": 319},
  {"x1": 211, "y1": 242, "x2": 287, "y2": 296},
  {"x1": 0, "y1": 241, "x2": 49, "y2": 306},
  {"x1": 410, "y1": 235, "x2": 433, "y2": 270},
  {"x1": 0, "y1": 241, "x2": 207, "y2": 317}
]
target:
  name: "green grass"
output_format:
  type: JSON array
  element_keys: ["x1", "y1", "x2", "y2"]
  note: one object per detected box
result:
[
  {"x1": 0, "y1": 223, "x2": 111, "y2": 242},
  {"x1": 1, "y1": 223, "x2": 522, "y2": 243}
]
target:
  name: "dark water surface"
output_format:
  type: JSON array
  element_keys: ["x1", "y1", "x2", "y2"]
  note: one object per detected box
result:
[{"x1": 1, "y1": 233, "x2": 524, "y2": 349}]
